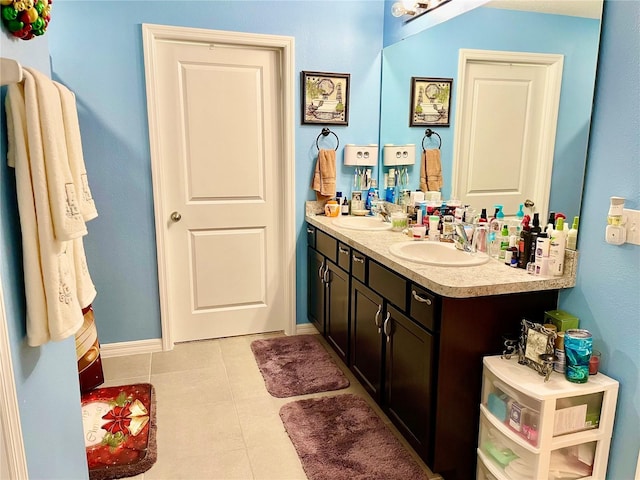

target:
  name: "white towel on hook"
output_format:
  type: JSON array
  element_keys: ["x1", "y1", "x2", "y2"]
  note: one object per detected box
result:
[
  {"x1": 5, "y1": 70, "x2": 93, "y2": 346},
  {"x1": 53, "y1": 81, "x2": 98, "y2": 222},
  {"x1": 26, "y1": 67, "x2": 88, "y2": 240}
]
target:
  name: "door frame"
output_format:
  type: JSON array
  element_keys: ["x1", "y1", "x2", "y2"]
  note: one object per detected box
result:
[
  {"x1": 142, "y1": 24, "x2": 296, "y2": 350},
  {"x1": 0, "y1": 281, "x2": 29, "y2": 479},
  {"x1": 452, "y1": 49, "x2": 564, "y2": 221}
]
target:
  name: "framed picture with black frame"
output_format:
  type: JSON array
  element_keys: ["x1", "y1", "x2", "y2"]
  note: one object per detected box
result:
[
  {"x1": 301, "y1": 71, "x2": 350, "y2": 125},
  {"x1": 410, "y1": 77, "x2": 453, "y2": 127},
  {"x1": 518, "y1": 319, "x2": 557, "y2": 375}
]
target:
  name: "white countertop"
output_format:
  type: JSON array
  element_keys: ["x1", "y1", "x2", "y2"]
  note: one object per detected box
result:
[{"x1": 306, "y1": 213, "x2": 577, "y2": 299}]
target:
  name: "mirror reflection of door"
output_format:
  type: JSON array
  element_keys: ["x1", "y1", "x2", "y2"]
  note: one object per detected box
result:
[{"x1": 452, "y1": 49, "x2": 563, "y2": 220}]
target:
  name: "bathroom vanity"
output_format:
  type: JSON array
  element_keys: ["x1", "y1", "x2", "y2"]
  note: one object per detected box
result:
[{"x1": 305, "y1": 211, "x2": 577, "y2": 480}]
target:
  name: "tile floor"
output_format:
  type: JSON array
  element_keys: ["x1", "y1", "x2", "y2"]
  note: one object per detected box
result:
[{"x1": 100, "y1": 332, "x2": 437, "y2": 480}]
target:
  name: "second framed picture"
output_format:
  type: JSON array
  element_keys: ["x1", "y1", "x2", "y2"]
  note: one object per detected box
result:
[{"x1": 410, "y1": 77, "x2": 453, "y2": 127}]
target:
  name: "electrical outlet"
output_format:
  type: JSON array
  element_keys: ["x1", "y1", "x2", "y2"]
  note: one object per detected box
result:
[{"x1": 623, "y1": 208, "x2": 640, "y2": 245}]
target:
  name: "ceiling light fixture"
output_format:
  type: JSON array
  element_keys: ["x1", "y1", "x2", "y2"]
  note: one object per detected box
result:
[{"x1": 391, "y1": 0, "x2": 452, "y2": 20}]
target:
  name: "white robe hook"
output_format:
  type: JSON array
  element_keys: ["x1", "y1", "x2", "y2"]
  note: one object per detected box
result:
[{"x1": 0, "y1": 58, "x2": 23, "y2": 86}]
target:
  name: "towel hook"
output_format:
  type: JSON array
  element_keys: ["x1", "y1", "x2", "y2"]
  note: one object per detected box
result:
[
  {"x1": 316, "y1": 127, "x2": 339, "y2": 151},
  {"x1": 422, "y1": 128, "x2": 441, "y2": 150}
]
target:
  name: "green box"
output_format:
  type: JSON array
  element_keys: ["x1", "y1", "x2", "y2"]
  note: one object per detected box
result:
[{"x1": 544, "y1": 309, "x2": 579, "y2": 332}]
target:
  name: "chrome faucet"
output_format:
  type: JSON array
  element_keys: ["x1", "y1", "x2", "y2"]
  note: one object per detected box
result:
[
  {"x1": 454, "y1": 223, "x2": 474, "y2": 252},
  {"x1": 373, "y1": 201, "x2": 391, "y2": 222}
]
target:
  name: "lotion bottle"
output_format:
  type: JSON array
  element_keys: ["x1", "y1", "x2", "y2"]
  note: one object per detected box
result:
[
  {"x1": 567, "y1": 216, "x2": 579, "y2": 250},
  {"x1": 549, "y1": 218, "x2": 567, "y2": 276}
]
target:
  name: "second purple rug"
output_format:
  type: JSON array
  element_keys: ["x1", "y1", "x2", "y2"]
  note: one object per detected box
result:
[
  {"x1": 250, "y1": 335, "x2": 349, "y2": 398},
  {"x1": 280, "y1": 394, "x2": 430, "y2": 480}
]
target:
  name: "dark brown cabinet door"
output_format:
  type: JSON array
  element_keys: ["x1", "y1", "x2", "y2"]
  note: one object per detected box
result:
[
  {"x1": 384, "y1": 303, "x2": 435, "y2": 464},
  {"x1": 307, "y1": 247, "x2": 325, "y2": 335},
  {"x1": 325, "y1": 261, "x2": 350, "y2": 363},
  {"x1": 350, "y1": 279, "x2": 384, "y2": 402}
]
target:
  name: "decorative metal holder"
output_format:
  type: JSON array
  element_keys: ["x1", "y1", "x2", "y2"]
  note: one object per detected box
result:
[{"x1": 539, "y1": 353, "x2": 558, "y2": 382}]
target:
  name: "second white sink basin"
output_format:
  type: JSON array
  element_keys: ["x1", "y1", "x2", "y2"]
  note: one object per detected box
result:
[
  {"x1": 389, "y1": 241, "x2": 490, "y2": 267},
  {"x1": 332, "y1": 216, "x2": 392, "y2": 231}
]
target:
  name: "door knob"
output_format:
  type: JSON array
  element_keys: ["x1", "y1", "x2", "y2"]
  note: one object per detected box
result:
[
  {"x1": 524, "y1": 199, "x2": 535, "y2": 208},
  {"x1": 170, "y1": 211, "x2": 182, "y2": 222}
]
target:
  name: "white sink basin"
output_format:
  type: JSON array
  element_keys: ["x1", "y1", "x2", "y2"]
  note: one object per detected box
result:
[
  {"x1": 332, "y1": 216, "x2": 392, "y2": 231},
  {"x1": 388, "y1": 241, "x2": 490, "y2": 267}
]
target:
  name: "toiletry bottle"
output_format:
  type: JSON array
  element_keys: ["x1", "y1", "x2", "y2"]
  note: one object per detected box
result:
[
  {"x1": 546, "y1": 211, "x2": 556, "y2": 234},
  {"x1": 534, "y1": 232, "x2": 550, "y2": 275},
  {"x1": 496, "y1": 205, "x2": 505, "y2": 226},
  {"x1": 505, "y1": 235, "x2": 518, "y2": 266},
  {"x1": 518, "y1": 229, "x2": 529, "y2": 269},
  {"x1": 429, "y1": 215, "x2": 440, "y2": 241},
  {"x1": 386, "y1": 169, "x2": 396, "y2": 203},
  {"x1": 479, "y1": 208, "x2": 488, "y2": 224},
  {"x1": 567, "y1": 216, "x2": 579, "y2": 250},
  {"x1": 365, "y1": 179, "x2": 379, "y2": 210},
  {"x1": 516, "y1": 204, "x2": 525, "y2": 223},
  {"x1": 341, "y1": 196, "x2": 349, "y2": 215},
  {"x1": 530, "y1": 213, "x2": 541, "y2": 234},
  {"x1": 499, "y1": 224, "x2": 510, "y2": 260},
  {"x1": 549, "y1": 217, "x2": 566, "y2": 276}
]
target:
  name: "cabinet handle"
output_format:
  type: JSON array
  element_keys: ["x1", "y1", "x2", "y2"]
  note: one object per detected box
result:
[
  {"x1": 323, "y1": 265, "x2": 330, "y2": 285},
  {"x1": 318, "y1": 263, "x2": 325, "y2": 279},
  {"x1": 353, "y1": 255, "x2": 365, "y2": 264},
  {"x1": 339, "y1": 246, "x2": 349, "y2": 255},
  {"x1": 383, "y1": 313, "x2": 391, "y2": 343},
  {"x1": 412, "y1": 290, "x2": 432, "y2": 306},
  {"x1": 374, "y1": 305, "x2": 382, "y2": 333},
  {"x1": 307, "y1": 227, "x2": 314, "y2": 234}
]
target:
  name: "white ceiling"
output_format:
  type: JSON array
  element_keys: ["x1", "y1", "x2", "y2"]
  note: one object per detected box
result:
[{"x1": 484, "y1": 0, "x2": 603, "y2": 19}]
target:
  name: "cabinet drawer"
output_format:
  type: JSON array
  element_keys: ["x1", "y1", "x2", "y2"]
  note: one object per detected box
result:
[
  {"x1": 368, "y1": 260, "x2": 407, "y2": 311},
  {"x1": 306, "y1": 224, "x2": 316, "y2": 248},
  {"x1": 316, "y1": 229, "x2": 337, "y2": 263},
  {"x1": 351, "y1": 250, "x2": 367, "y2": 283},
  {"x1": 409, "y1": 284, "x2": 438, "y2": 332},
  {"x1": 337, "y1": 242, "x2": 351, "y2": 272}
]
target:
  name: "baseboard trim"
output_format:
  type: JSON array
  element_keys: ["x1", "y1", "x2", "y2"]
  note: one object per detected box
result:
[
  {"x1": 295, "y1": 323, "x2": 319, "y2": 335},
  {"x1": 102, "y1": 327, "x2": 318, "y2": 357},
  {"x1": 100, "y1": 338, "x2": 163, "y2": 358}
]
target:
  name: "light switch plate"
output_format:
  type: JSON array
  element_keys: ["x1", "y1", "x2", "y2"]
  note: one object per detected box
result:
[{"x1": 623, "y1": 208, "x2": 640, "y2": 245}]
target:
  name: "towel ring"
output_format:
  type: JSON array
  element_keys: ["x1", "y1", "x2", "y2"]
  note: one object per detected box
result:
[
  {"x1": 316, "y1": 127, "x2": 339, "y2": 151},
  {"x1": 422, "y1": 128, "x2": 441, "y2": 150}
]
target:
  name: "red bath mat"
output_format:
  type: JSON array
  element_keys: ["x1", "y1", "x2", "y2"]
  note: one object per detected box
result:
[{"x1": 81, "y1": 383, "x2": 157, "y2": 480}]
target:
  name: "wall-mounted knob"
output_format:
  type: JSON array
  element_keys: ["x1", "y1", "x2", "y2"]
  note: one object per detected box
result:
[{"x1": 170, "y1": 211, "x2": 182, "y2": 222}]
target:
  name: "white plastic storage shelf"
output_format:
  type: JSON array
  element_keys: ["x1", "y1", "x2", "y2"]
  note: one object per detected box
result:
[{"x1": 477, "y1": 355, "x2": 618, "y2": 480}]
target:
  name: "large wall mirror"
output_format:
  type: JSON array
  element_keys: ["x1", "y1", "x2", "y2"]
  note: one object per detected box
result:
[{"x1": 379, "y1": 0, "x2": 603, "y2": 220}]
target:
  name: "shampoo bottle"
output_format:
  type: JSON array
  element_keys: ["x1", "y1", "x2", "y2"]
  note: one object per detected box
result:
[
  {"x1": 535, "y1": 232, "x2": 550, "y2": 275},
  {"x1": 549, "y1": 218, "x2": 567, "y2": 276},
  {"x1": 567, "y1": 216, "x2": 579, "y2": 250}
]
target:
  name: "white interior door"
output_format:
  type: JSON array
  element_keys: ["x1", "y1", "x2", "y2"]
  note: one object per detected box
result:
[
  {"x1": 143, "y1": 25, "x2": 295, "y2": 346},
  {"x1": 452, "y1": 49, "x2": 563, "y2": 220}
]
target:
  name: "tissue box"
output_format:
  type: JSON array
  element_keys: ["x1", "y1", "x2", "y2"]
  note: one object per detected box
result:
[{"x1": 544, "y1": 310, "x2": 579, "y2": 332}]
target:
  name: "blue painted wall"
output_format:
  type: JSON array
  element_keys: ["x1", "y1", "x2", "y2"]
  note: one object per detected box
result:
[
  {"x1": 0, "y1": 0, "x2": 636, "y2": 477},
  {"x1": 558, "y1": 1, "x2": 640, "y2": 477},
  {"x1": 380, "y1": 6, "x2": 600, "y2": 218},
  {"x1": 0, "y1": 36, "x2": 89, "y2": 479},
  {"x1": 45, "y1": 0, "x2": 384, "y2": 343}
]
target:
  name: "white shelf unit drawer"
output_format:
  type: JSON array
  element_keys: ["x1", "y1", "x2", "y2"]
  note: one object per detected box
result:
[
  {"x1": 478, "y1": 356, "x2": 619, "y2": 480},
  {"x1": 479, "y1": 409, "x2": 604, "y2": 480}
]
